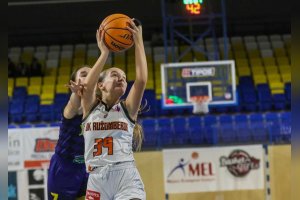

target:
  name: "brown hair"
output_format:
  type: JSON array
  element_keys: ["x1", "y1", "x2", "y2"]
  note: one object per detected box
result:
[
  {"x1": 70, "y1": 65, "x2": 91, "y2": 82},
  {"x1": 96, "y1": 69, "x2": 145, "y2": 151}
]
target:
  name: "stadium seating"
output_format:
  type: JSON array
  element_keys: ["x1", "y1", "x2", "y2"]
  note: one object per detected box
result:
[{"x1": 8, "y1": 33, "x2": 291, "y2": 147}]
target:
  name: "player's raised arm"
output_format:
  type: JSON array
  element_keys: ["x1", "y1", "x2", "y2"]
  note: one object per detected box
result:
[
  {"x1": 125, "y1": 19, "x2": 148, "y2": 120},
  {"x1": 81, "y1": 29, "x2": 109, "y2": 116}
]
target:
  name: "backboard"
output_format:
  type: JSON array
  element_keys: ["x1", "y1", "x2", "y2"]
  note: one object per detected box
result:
[{"x1": 161, "y1": 60, "x2": 237, "y2": 109}]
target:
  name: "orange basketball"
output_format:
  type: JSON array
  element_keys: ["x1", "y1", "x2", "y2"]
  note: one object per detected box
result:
[{"x1": 100, "y1": 13, "x2": 134, "y2": 53}]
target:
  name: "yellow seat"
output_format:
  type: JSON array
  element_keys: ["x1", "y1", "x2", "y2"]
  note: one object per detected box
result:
[
  {"x1": 263, "y1": 57, "x2": 276, "y2": 66},
  {"x1": 56, "y1": 84, "x2": 69, "y2": 94},
  {"x1": 252, "y1": 67, "x2": 265, "y2": 75},
  {"x1": 271, "y1": 89, "x2": 285, "y2": 94},
  {"x1": 237, "y1": 67, "x2": 251, "y2": 76},
  {"x1": 8, "y1": 78, "x2": 14, "y2": 87},
  {"x1": 27, "y1": 85, "x2": 41, "y2": 95},
  {"x1": 279, "y1": 65, "x2": 291, "y2": 74},
  {"x1": 114, "y1": 55, "x2": 126, "y2": 65},
  {"x1": 232, "y1": 43, "x2": 245, "y2": 51},
  {"x1": 235, "y1": 59, "x2": 249, "y2": 68},
  {"x1": 40, "y1": 92, "x2": 55, "y2": 104},
  {"x1": 42, "y1": 85, "x2": 55, "y2": 93},
  {"x1": 59, "y1": 67, "x2": 71, "y2": 76},
  {"x1": 74, "y1": 50, "x2": 86, "y2": 58},
  {"x1": 21, "y1": 52, "x2": 33, "y2": 65},
  {"x1": 29, "y1": 77, "x2": 42, "y2": 86},
  {"x1": 15, "y1": 77, "x2": 28, "y2": 87},
  {"x1": 45, "y1": 68, "x2": 57, "y2": 76},
  {"x1": 43, "y1": 76, "x2": 56, "y2": 85},
  {"x1": 250, "y1": 58, "x2": 263, "y2": 67},
  {"x1": 247, "y1": 49, "x2": 260, "y2": 58},
  {"x1": 58, "y1": 75, "x2": 70, "y2": 84},
  {"x1": 60, "y1": 57, "x2": 72, "y2": 68},
  {"x1": 265, "y1": 66, "x2": 278, "y2": 75},
  {"x1": 281, "y1": 73, "x2": 291, "y2": 83},
  {"x1": 8, "y1": 86, "x2": 13, "y2": 97},
  {"x1": 267, "y1": 73, "x2": 281, "y2": 82},
  {"x1": 253, "y1": 74, "x2": 267, "y2": 85},
  {"x1": 127, "y1": 72, "x2": 135, "y2": 81},
  {"x1": 195, "y1": 52, "x2": 207, "y2": 61},
  {"x1": 146, "y1": 81, "x2": 154, "y2": 89},
  {"x1": 276, "y1": 57, "x2": 290, "y2": 65},
  {"x1": 274, "y1": 48, "x2": 287, "y2": 57},
  {"x1": 87, "y1": 56, "x2": 98, "y2": 66},
  {"x1": 234, "y1": 50, "x2": 247, "y2": 59},
  {"x1": 73, "y1": 58, "x2": 85, "y2": 67},
  {"x1": 269, "y1": 81, "x2": 284, "y2": 90}
]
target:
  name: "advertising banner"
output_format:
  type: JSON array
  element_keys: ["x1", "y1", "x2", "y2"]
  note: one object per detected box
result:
[
  {"x1": 163, "y1": 145, "x2": 264, "y2": 193},
  {"x1": 8, "y1": 130, "x2": 24, "y2": 171},
  {"x1": 22, "y1": 127, "x2": 59, "y2": 168}
]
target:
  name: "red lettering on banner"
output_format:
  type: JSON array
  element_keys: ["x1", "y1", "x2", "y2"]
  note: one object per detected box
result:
[
  {"x1": 86, "y1": 190, "x2": 100, "y2": 200},
  {"x1": 188, "y1": 163, "x2": 214, "y2": 176},
  {"x1": 34, "y1": 139, "x2": 57, "y2": 152}
]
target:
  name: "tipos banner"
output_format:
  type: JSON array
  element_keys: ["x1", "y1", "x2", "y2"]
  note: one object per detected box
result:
[{"x1": 163, "y1": 145, "x2": 264, "y2": 193}]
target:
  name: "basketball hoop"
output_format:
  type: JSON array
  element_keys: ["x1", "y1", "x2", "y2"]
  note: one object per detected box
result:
[{"x1": 191, "y1": 95, "x2": 210, "y2": 114}]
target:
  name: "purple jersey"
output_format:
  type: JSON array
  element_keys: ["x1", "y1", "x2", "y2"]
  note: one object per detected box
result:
[
  {"x1": 48, "y1": 114, "x2": 88, "y2": 199},
  {"x1": 55, "y1": 114, "x2": 84, "y2": 162}
]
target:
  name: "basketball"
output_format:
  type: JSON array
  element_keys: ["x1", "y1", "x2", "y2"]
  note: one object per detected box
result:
[{"x1": 100, "y1": 13, "x2": 134, "y2": 52}]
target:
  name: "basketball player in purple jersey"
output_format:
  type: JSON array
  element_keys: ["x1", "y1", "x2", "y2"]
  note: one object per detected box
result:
[{"x1": 47, "y1": 66, "x2": 91, "y2": 200}]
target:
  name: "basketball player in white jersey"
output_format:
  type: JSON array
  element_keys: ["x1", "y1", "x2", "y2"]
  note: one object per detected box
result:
[{"x1": 79, "y1": 19, "x2": 147, "y2": 200}]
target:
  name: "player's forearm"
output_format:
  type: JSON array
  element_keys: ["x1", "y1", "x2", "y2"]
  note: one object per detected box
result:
[
  {"x1": 64, "y1": 93, "x2": 81, "y2": 118},
  {"x1": 84, "y1": 52, "x2": 109, "y2": 90},
  {"x1": 134, "y1": 42, "x2": 148, "y2": 86}
]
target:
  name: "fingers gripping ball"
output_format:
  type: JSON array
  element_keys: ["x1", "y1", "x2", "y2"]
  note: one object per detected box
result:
[{"x1": 100, "y1": 13, "x2": 134, "y2": 52}]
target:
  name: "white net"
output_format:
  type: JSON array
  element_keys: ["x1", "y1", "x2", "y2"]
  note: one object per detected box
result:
[{"x1": 191, "y1": 96, "x2": 210, "y2": 114}]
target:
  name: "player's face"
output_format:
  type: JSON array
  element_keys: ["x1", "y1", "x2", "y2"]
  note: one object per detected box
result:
[
  {"x1": 76, "y1": 67, "x2": 91, "y2": 83},
  {"x1": 102, "y1": 67, "x2": 127, "y2": 96}
]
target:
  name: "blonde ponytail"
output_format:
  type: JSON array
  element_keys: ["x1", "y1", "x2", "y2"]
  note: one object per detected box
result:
[{"x1": 133, "y1": 123, "x2": 144, "y2": 151}]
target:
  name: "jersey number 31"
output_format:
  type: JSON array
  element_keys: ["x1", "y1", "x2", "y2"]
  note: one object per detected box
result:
[{"x1": 93, "y1": 137, "x2": 113, "y2": 157}]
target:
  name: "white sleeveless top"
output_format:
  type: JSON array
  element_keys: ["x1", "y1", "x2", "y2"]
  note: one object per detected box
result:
[{"x1": 82, "y1": 101, "x2": 135, "y2": 173}]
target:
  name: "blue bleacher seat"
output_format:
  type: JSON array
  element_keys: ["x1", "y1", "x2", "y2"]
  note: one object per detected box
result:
[
  {"x1": 24, "y1": 101, "x2": 39, "y2": 122},
  {"x1": 188, "y1": 116, "x2": 202, "y2": 129},
  {"x1": 272, "y1": 94, "x2": 286, "y2": 110},
  {"x1": 34, "y1": 124, "x2": 48, "y2": 128},
  {"x1": 257, "y1": 84, "x2": 272, "y2": 111},
  {"x1": 19, "y1": 124, "x2": 32, "y2": 128},
  {"x1": 189, "y1": 126, "x2": 204, "y2": 145},
  {"x1": 13, "y1": 87, "x2": 27, "y2": 99},
  {"x1": 158, "y1": 118, "x2": 173, "y2": 146},
  {"x1": 241, "y1": 90, "x2": 257, "y2": 112},
  {"x1": 39, "y1": 105, "x2": 55, "y2": 122},
  {"x1": 173, "y1": 126, "x2": 189, "y2": 145},
  {"x1": 280, "y1": 112, "x2": 291, "y2": 124},
  {"x1": 141, "y1": 118, "x2": 157, "y2": 146},
  {"x1": 236, "y1": 123, "x2": 252, "y2": 142},
  {"x1": 265, "y1": 112, "x2": 280, "y2": 124},
  {"x1": 251, "y1": 122, "x2": 268, "y2": 142},
  {"x1": 203, "y1": 115, "x2": 217, "y2": 127},
  {"x1": 249, "y1": 113, "x2": 264, "y2": 123},
  {"x1": 203, "y1": 126, "x2": 218, "y2": 144},
  {"x1": 9, "y1": 102, "x2": 24, "y2": 123},
  {"x1": 8, "y1": 125, "x2": 17, "y2": 129},
  {"x1": 219, "y1": 124, "x2": 236, "y2": 143},
  {"x1": 173, "y1": 117, "x2": 189, "y2": 144},
  {"x1": 219, "y1": 115, "x2": 233, "y2": 124},
  {"x1": 234, "y1": 114, "x2": 248, "y2": 123},
  {"x1": 26, "y1": 95, "x2": 40, "y2": 104}
]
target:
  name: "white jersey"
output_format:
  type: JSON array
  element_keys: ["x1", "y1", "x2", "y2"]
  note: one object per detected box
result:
[{"x1": 82, "y1": 101, "x2": 135, "y2": 172}]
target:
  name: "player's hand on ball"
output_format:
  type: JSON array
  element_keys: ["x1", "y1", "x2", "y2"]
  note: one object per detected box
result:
[
  {"x1": 65, "y1": 79, "x2": 84, "y2": 97},
  {"x1": 96, "y1": 28, "x2": 109, "y2": 55},
  {"x1": 126, "y1": 18, "x2": 143, "y2": 46}
]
